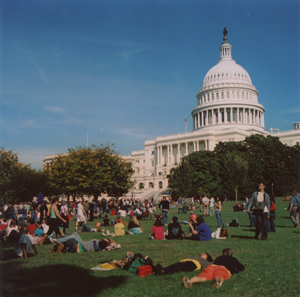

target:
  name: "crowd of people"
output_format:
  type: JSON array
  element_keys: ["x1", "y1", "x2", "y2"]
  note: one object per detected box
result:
[{"x1": 0, "y1": 182, "x2": 299, "y2": 290}]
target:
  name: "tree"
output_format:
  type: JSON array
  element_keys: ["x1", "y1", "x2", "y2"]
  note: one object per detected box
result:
[
  {"x1": 48, "y1": 145, "x2": 133, "y2": 199},
  {"x1": 0, "y1": 148, "x2": 50, "y2": 203},
  {"x1": 168, "y1": 151, "x2": 222, "y2": 199},
  {"x1": 223, "y1": 152, "x2": 248, "y2": 201}
]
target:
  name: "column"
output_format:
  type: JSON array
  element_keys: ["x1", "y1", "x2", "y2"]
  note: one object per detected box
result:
[
  {"x1": 243, "y1": 108, "x2": 245, "y2": 124},
  {"x1": 166, "y1": 145, "x2": 169, "y2": 165},
  {"x1": 218, "y1": 108, "x2": 220, "y2": 124},
  {"x1": 194, "y1": 115, "x2": 196, "y2": 130},
  {"x1": 177, "y1": 143, "x2": 180, "y2": 163},
  {"x1": 224, "y1": 108, "x2": 227, "y2": 123},
  {"x1": 170, "y1": 145, "x2": 173, "y2": 164},
  {"x1": 185, "y1": 142, "x2": 188, "y2": 155},
  {"x1": 206, "y1": 140, "x2": 209, "y2": 151},
  {"x1": 197, "y1": 113, "x2": 200, "y2": 128},
  {"x1": 230, "y1": 107, "x2": 233, "y2": 123},
  {"x1": 261, "y1": 112, "x2": 264, "y2": 127}
]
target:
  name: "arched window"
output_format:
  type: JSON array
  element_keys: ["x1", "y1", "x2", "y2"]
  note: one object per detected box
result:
[
  {"x1": 216, "y1": 92, "x2": 219, "y2": 100},
  {"x1": 221, "y1": 92, "x2": 224, "y2": 99},
  {"x1": 227, "y1": 91, "x2": 229, "y2": 99},
  {"x1": 159, "y1": 181, "x2": 163, "y2": 189}
]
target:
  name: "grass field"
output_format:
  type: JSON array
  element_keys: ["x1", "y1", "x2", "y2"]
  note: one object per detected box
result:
[{"x1": 1, "y1": 199, "x2": 299, "y2": 297}]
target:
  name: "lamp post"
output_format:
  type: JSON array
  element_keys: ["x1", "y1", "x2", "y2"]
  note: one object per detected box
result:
[{"x1": 272, "y1": 183, "x2": 274, "y2": 194}]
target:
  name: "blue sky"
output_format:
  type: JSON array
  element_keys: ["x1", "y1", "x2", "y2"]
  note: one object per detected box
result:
[{"x1": 0, "y1": 0, "x2": 299, "y2": 169}]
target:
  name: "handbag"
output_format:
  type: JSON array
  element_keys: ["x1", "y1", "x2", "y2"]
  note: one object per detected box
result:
[
  {"x1": 251, "y1": 201, "x2": 264, "y2": 214},
  {"x1": 137, "y1": 265, "x2": 153, "y2": 277}
]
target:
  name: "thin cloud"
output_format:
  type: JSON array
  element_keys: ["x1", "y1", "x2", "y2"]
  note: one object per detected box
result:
[
  {"x1": 45, "y1": 106, "x2": 65, "y2": 113},
  {"x1": 115, "y1": 128, "x2": 154, "y2": 139},
  {"x1": 285, "y1": 107, "x2": 300, "y2": 114},
  {"x1": 29, "y1": 59, "x2": 49, "y2": 84}
]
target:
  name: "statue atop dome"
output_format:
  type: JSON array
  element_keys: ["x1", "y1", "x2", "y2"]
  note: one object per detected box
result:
[{"x1": 223, "y1": 27, "x2": 228, "y2": 37}]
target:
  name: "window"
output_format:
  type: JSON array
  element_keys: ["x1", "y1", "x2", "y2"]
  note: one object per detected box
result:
[
  {"x1": 151, "y1": 151, "x2": 154, "y2": 155},
  {"x1": 152, "y1": 160, "x2": 154, "y2": 167}
]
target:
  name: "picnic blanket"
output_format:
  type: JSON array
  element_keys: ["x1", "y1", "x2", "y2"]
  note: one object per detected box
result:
[{"x1": 91, "y1": 263, "x2": 116, "y2": 271}]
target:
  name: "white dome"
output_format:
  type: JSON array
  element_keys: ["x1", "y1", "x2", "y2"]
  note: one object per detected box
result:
[
  {"x1": 202, "y1": 60, "x2": 252, "y2": 88},
  {"x1": 191, "y1": 34, "x2": 265, "y2": 134}
]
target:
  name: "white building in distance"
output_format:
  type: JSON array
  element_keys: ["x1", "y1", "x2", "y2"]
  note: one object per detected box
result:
[
  {"x1": 121, "y1": 33, "x2": 300, "y2": 200},
  {"x1": 44, "y1": 32, "x2": 300, "y2": 200}
]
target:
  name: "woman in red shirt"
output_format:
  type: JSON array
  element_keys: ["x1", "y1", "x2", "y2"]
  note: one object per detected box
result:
[{"x1": 149, "y1": 219, "x2": 165, "y2": 240}]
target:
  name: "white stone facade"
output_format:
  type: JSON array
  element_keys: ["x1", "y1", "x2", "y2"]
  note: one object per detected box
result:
[
  {"x1": 43, "y1": 34, "x2": 300, "y2": 200},
  {"x1": 123, "y1": 35, "x2": 300, "y2": 198}
]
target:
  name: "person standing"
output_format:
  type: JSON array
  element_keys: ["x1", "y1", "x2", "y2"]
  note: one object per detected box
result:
[
  {"x1": 202, "y1": 195, "x2": 209, "y2": 217},
  {"x1": 247, "y1": 182, "x2": 270, "y2": 240},
  {"x1": 159, "y1": 197, "x2": 170, "y2": 226},
  {"x1": 268, "y1": 194, "x2": 276, "y2": 232},
  {"x1": 177, "y1": 197, "x2": 183, "y2": 214},
  {"x1": 209, "y1": 196, "x2": 215, "y2": 216},
  {"x1": 39, "y1": 197, "x2": 66, "y2": 245},
  {"x1": 289, "y1": 191, "x2": 300, "y2": 228},
  {"x1": 214, "y1": 197, "x2": 226, "y2": 228},
  {"x1": 76, "y1": 200, "x2": 87, "y2": 230},
  {"x1": 89, "y1": 200, "x2": 94, "y2": 222}
]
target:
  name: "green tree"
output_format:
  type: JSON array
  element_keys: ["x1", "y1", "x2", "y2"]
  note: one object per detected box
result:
[
  {"x1": 48, "y1": 145, "x2": 133, "y2": 199},
  {"x1": 168, "y1": 158, "x2": 192, "y2": 200},
  {"x1": 168, "y1": 151, "x2": 222, "y2": 199},
  {"x1": 0, "y1": 148, "x2": 50, "y2": 203},
  {"x1": 223, "y1": 152, "x2": 248, "y2": 201}
]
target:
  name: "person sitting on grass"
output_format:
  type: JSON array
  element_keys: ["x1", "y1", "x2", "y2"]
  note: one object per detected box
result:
[
  {"x1": 14, "y1": 226, "x2": 38, "y2": 260},
  {"x1": 127, "y1": 216, "x2": 144, "y2": 235},
  {"x1": 183, "y1": 248, "x2": 245, "y2": 289},
  {"x1": 211, "y1": 227, "x2": 228, "y2": 239},
  {"x1": 149, "y1": 219, "x2": 165, "y2": 240},
  {"x1": 114, "y1": 218, "x2": 125, "y2": 236},
  {"x1": 165, "y1": 216, "x2": 183, "y2": 240},
  {"x1": 101, "y1": 215, "x2": 110, "y2": 227},
  {"x1": 189, "y1": 217, "x2": 211, "y2": 241},
  {"x1": 154, "y1": 253, "x2": 213, "y2": 275}
]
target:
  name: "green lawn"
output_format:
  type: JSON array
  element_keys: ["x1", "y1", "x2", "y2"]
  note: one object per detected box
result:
[{"x1": 1, "y1": 199, "x2": 299, "y2": 297}]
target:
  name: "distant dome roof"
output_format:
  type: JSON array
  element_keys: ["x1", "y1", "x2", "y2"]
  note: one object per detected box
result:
[{"x1": 201, "y1": 36, "x2": 253, "y2": 89}]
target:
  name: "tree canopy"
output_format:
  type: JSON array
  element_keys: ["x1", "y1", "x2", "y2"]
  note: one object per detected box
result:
[
  {"x1": 48, "y1": 145, "x2": 134, "y2": 199},
  {"x1": 0, "y1": 148, "x2": 50, "y2": 203},
  {"x1": 168, "y1": 135, "x2": 300, "y2": 200}
]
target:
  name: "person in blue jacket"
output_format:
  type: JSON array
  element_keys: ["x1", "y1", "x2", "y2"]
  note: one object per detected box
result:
[{"x1": 247, "y1": 182, "x2": 270, "y2": 240}]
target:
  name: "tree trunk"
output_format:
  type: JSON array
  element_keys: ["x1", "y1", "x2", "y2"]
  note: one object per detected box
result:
[{"x1": 235, "y1": 185, "x2": 239, "y2": 201}]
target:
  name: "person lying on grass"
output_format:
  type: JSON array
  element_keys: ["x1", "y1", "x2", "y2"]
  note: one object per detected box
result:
[
  {"x1": 109, "y1": 251, "x2": 153, "y2": 272},
  {"x1": 211, "y1": 227, "x2": 228, "y2": 239},
  {"x1": 153, "y1": 253, "x2": 213, "y2": 275},
  {"x1": 49, "y1": 235, "x2": 119, "y2": 254},
  {"x1": 183, "y1": 247, "x2": 245, "y2": 289}
]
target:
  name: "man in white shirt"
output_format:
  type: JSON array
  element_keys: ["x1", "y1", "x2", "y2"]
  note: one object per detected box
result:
[
  {"x1": 202, "y1": 196, "x2": 209, "y2": 217},
  {"x1": 76, "y1": 200, "x2": 87, "y2": 230}
]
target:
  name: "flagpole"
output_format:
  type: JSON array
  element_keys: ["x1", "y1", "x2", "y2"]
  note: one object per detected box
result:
[
  {"x1": 185, "y1": 115, "x2": 187, "y2": 133},
  {"x1": 87, "y1": 131, "x2": 88, "y2": 148}
]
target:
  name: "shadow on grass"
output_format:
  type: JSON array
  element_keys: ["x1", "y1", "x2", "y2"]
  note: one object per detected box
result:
[
  {"x1": 242, "y1": 229, "x2": 256, "y2": 232},
  {"x1": 231, "y1": 235, "x2": 256, "y2": 240},
  {"x1": 0, "y1": 261, "x2": 127, "y2": 297}
]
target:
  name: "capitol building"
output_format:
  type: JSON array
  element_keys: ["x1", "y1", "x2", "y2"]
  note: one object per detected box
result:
[
  {"x1": 44, "y1": 32, "x2": 300, "y2": 200},
  {"x1": 121, "y1": 33, "x2": 300, "y2": 200}
]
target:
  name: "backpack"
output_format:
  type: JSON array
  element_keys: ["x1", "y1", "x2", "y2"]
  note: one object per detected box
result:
[{"x1": 128, "y1": 257, "x2": 147, "y2": 273}]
